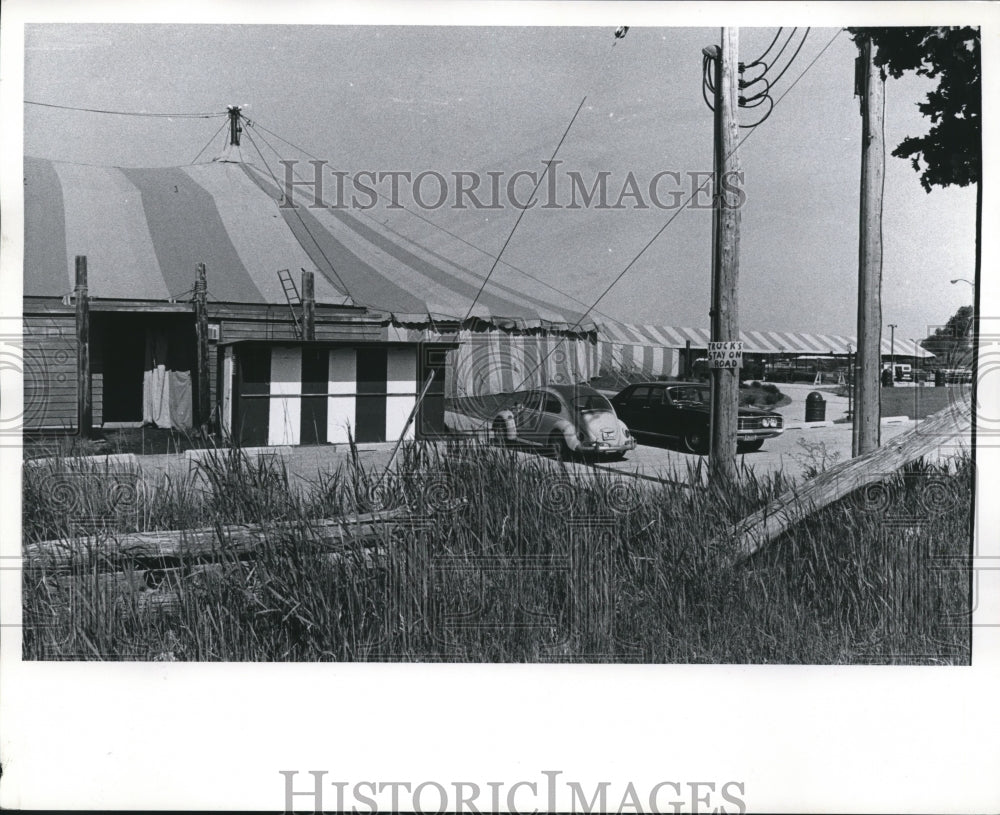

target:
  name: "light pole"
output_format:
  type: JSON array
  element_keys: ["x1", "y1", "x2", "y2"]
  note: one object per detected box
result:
[
  {"x1": 887, "y1": 322, "x2": 897, "y2": 384},
  {"x1": 950, "y1": 278, "x2": 974, "y2": 287}
]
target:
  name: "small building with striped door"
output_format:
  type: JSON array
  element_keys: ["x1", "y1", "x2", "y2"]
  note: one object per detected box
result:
[{"x1": 219, "y1": 339, "x2": 456, "y2": 446}]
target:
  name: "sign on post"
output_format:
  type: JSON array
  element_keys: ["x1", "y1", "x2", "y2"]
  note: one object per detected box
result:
[{"x1": 708, "y1": 340, "x2": 743, "y2": 369}]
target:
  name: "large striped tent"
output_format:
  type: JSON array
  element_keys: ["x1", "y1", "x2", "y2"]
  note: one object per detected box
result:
[
  {"x1": 24, "y1": 154, "x2": 601, "y2": 401},
  {"x1": 598, "y1": 322, "x2": 935, "y2": 379}
]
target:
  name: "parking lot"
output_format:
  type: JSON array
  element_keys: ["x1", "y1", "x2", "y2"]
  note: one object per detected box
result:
[
  {"x1": 586, "y1": 418, "x2": 920, "y2": 484},
  {"x1": 443, "y1": 380, "x2": 970, "y2": 486},
  {"x1": 80, "y1": 381, "x2": 970, "y2": 491}
]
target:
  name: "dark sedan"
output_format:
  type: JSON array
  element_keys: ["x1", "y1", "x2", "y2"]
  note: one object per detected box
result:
[{"x1": 610, "y1": 381, "x2": 784, "y2": 454}]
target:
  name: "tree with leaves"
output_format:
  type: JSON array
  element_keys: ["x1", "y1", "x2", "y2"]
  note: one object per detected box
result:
[
  {"x1": 850, "y1": 26, "x2": 980, "y2": 371},
  {"x1": 920, "y1": 305, "x2": 974, "y2": 369},
  {"x1": 850, "y1": 27, "x2": 981, "y2": 192}
]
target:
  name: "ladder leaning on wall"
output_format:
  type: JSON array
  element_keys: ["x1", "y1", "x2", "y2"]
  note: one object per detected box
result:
[{"x1": 276, "y1": 268, "x2": 303, "y2": 338}]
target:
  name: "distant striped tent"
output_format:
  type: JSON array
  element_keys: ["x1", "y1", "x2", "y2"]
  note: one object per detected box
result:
[{"x1": 596, "y1": 322, "x2": 934, "y2": 380}]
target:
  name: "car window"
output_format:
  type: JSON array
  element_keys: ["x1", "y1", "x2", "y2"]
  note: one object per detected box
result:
[
  {"x1": 543, "y1": 395, "x2": 562, "y2": 414},
  {"x1": 574, "y1": 393, "x2": 613, "y2": 413},
  {"x1": 519, "y1": 391, "x2": 542, "y2": 412},
  {"x1": 669, "y1": 386, "x2": 709, "y2": 404},
  {"x1": 630, "y1": 386, "x2": 652, "y2": 405}
]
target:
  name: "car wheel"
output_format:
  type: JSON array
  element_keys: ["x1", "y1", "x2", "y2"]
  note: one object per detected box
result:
[
  {"x1": 548, "y1": 432, "x2": 571, "y2": 461},
  {"x1": 682, "y1": 429, "x2": 708, "y2": 455},
  {"x1": 737, "y1": 439, "x2": 764, "y2": 453}
]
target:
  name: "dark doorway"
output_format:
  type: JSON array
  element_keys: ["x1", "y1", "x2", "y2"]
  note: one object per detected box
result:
[{"x1": 93, "y1": 312, "x2": 195, "y2": 424}]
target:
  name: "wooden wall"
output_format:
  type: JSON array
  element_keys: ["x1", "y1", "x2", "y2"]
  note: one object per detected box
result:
[{"x1": 23, "y1": 298, "x2": 382, "y2": 433}]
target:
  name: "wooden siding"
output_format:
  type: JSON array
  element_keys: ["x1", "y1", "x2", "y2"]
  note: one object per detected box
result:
[
  {"x1": 23, "y1": 312, "x2": 83, "y2": 430},
  {"x1": 23, "y1": 297, "x2": 384, "y2": 432}
]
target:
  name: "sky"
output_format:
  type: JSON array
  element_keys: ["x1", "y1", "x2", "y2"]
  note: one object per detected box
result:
[{"x1": 22, "y1": 23, "x2": 978, "y2": 345}]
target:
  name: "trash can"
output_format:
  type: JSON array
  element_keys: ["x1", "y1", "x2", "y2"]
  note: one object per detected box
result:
[
  {"x1": 805, "y1": 391, "x2": 826, "y2": 422},
  {"x1": 935, "y1": 369, "x2": 945, "y2": 387}
]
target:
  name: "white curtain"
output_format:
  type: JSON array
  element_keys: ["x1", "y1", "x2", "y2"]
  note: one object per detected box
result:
[{"x1": 142, "y1": 327, "x2": 193, "y2": 428}]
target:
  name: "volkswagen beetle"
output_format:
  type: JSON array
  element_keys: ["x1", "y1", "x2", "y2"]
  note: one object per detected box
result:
[{"x1": 492, "y1": 384, "x2": 636, "y2": 460}]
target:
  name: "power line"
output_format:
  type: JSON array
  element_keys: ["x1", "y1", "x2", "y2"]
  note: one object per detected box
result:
[
  {"x1": 25, "y1": 100, "x2": 224, "y2": 118},
  {"x1": 762, "y1": 28, "x2": 811, "y2": 89},
  {"x1": 744, "y1": 28, "x2": 784, "y2": 68},
  {"x1": 487, "y1": 27, "x2": 847, "y2": 403},
  {"x1": 753, "y1": 28, "x2": 841, "y2": 123},
  {"x1": 596, "y1": 27, "x2": 846, "y2": 325},
  {"x1": 762, "y1": 28, "x2": 799, "y2": 78}
]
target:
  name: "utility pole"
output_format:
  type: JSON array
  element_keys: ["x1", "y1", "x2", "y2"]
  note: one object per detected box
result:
[
  {"x1": 227, "y1": 105, "x2": 242, "y2": 146},
  {"x1": 852, "y1": 33, "x2": 885, "y2": 456},
  {"x1": 301, "y1": 269, "x2": 316, "y2": 341},
  {"x1": 75, "y1": 255, "x2": 91, "y2": 439},
  {"x1": 707, "y1": 28, "x2": 742, "y2": 482},
  {"x1": 194, "y1": 263, "x2": 211, "y2": 432},
  {"x1": 888, "y1": 322, "x2": 897, "y2": 384}
]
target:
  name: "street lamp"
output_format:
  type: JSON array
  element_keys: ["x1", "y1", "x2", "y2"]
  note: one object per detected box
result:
[{"x1": 950, "y1": 278, "x2": 974, "y2": 286}]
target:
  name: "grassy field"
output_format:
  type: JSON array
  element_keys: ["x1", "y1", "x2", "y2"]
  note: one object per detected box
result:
[
  {"x1": 22, "y1": 440, "x2": 972, "y2": 663},
  {"x1": 880, "y1": 385, "x2": 960, "y2": 420}
]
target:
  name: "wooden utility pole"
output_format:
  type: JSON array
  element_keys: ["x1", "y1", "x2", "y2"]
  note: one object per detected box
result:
[
  {"x1": 853, "y1": 34, "x2": 884, "y2": 456},
  {"x1": 887, "y1": 322, "x2": 897, "y2": 385},
  {"x1": 227, "y1": 105, "x2": 242, "y2": 146},
  {"x1": 194, "y1": 263, "x2": 211, "y2": 431},
  {"x1": 709, "y1": 27, "x2": 742, "y2": 482},
  {"x1": 75, "y1": 255, "x2": 91, "y2": 439},
  {"x1": 301, "y1": 269, "x2": 316, "y2": 341}
]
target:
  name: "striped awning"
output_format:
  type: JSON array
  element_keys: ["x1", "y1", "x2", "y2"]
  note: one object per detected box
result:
[
  {"x1": 384, "y1": 324, "x2": 600, "y2": 397},
  {"x1": 24, "y1": 156, "x2": 595, "y2": 331},
  {"x1": 599, "y1": 322, "x2": 935, "y2": 359}
]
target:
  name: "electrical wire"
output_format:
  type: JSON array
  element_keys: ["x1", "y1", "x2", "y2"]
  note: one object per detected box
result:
[
  {"x1": 746, "y1": 27, "x2": 842, "y2": 133},
  {"x1": 493, "y1": 27, "x2": 846, "y2": 401},
  {"x1": 762, "y1": 28, "x2": 811, "y2": 89},
  {"x1": 743, "y1": 27, "x2": 783, "y2": 68},
  {"x1": 762, "y1": 28, "x2": 799, "y2": 79},
  {"x1": 25, "y1": 100, "x2": 224, "y2": 118},
  {"x1": 737, "y1": 95, "x2": 775, "y2": 129}
]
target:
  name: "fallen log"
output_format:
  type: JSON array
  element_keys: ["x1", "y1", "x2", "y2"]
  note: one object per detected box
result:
[
  {"x1": 25, "y1": 507, "x2": 415, "y2": 571},
  {"x1": 43, "y1": 548, "x2": 390, "y2": 614},
  {"x1": 729, "y1": 396, "x2": 972, "y2": 563}
]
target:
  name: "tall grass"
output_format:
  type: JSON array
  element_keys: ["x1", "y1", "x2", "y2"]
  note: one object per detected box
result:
[{"x1": 22, "y1": 440, "x2": 972, "y2": 663}]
